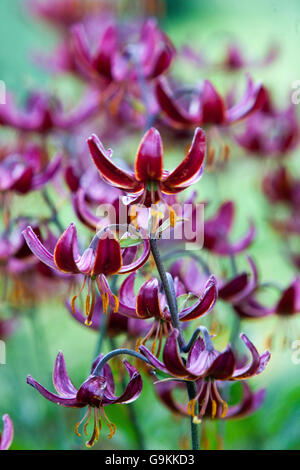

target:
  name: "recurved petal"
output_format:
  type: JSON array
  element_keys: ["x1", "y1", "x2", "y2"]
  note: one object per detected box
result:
[
  {"x1": 201, "y1": 80, "x2": 226, "y2": 124},
  {"x1": 231, "y1": 334, "x2": 270, "y2": 380},
  {"x1": 31, "y1": 153, "x2": 61, "y2": 190},
  {"x1": 226, "y1": 383, "x2": 266, "y2": 419},
  {"x1": 163, "y1": 329, "x2": 195, "y2": 379},
  {"x1": 276, "y1": 277, "x2": 300, "y2": 316},
  {"x1": 226, "y1": 78, "x2": 267, "y2": 124},
  {"x1": 88, "y1": 134, "x2": 142, "y2": 192},
  {"x1": 179, "y1": 275, "x2": 217, "y2": 321},
  {"x1": 92, "y1": 230, "x2": 122, "y2": 276},
  {"x1": 0, "y1": 414, "x2": 14, "y2": 450},
  {"x1": 54, "y1": 223, "x2": 81, "y2": 273},
  {"x1": 103, "y1": 360, "x2": 143, "y2": 405},
  {"x1": 136, "y1": 278, "x2": 162, "y2": 319},
  {"x1": 139, "y1": 345, "x2": 169, "y2": 374},
  {"x1": 53, "y1": 352, "x2": 78, "y2": 398},
  {"x1": 135, "y1": 128, "x2": 163, "y2": 182},
  {"x1": 22, "y1": 225, "x2": 57, "y2": 271},
  {"x1": 72, "y1": 189, "x2": 101, "y2": 231},
  {"x1": 27, "y1": 375, "x2": 84, "y2": 407},
  {"x1": 162, "y1": 128, "x2": 205, "y2": 191},
  {"x1": 118, "y1": 238, "x2": 150, "y2": 274},
  {"x1": 205, "y1": 347, "x2": 236, "y2": 380},
  {"x1": 156, "y1": 78, "x2": 196, "y2": 125}
]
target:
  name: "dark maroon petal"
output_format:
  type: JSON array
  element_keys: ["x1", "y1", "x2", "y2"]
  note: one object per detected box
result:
[
  {"x1": 226, "y1": 79, "x2": 267, "y2": 124},
  {"x1": 139, "y1": 345, "x2": 169, "y2": 374},
  {"x1": 135, "y1": 128, "x2": 163, "y2": 182},
  {"x1": 118, "y1": 272, "x2": 137, "y2": 309},
  {"x1": 155, "y1": 381, "x2": 187, "y2": 416},
  {"x1": 27, "y1": 375, "x2": 83, "y2": 407},
  {"x1": 162, "y1": 128, "x2": 205, "y2": 192},
  {"x1": 10, "y1": 167, "x2": 33, "y2": 193},
  {"x1": 179, "y1": 275, "x2": 217, "y2": 321},
  {"x1": 54, "y1": 223, "x2": 80, "y2": 273},
  {"x1": 76, "y1": 375, "x2": 107, "y2": 405},
  {"x1": 88, "y1": 134, "x2": 143, "y2": 192},
  {"x1": 226, "y1": 383, "x2": 266, "y2": 419},
  {"x1": 53, "y1": 352, "x2": 78, "y2": 397},
  {"x1": 136, "y1": 278, "x2": 162, "y2": 319},
  {"x1": 163, "y1": 330, "x2": 194, "y2": 379},
  {"x1": 72, "y1": 189, "x2": 100, "y2": 231},
  {"x1": 205, "y1": 201, "x2": 234, "y2": 236},
  {"x1": 156, "y1": 77, "x2": 196, "y2": 125},
  {"x1": 205, "y1": 347, "x2": 236, "y2": 380},
  {"x1": 0, "y1": 414, "x2": 14, "y2": 450},
  {"x1": 232, "y1": 334, "x2": 270, "y2": 380},
  {"x1": 276, "y1": 277, "x2": 300, "y2": 316},
  {"x1": 31, "y1": 153, "x2": 61, "y2": 189},
  {"x1": 234, "y1": 298, "x2": 274, "y2": 319},
  {"x1": 118, "y1": 238, "x2": 150, "y2": 274},
  {"x1": 102, "y1": 360, "x2": 143, "y2": 405},
  {"x1": 92, "y1": 230, "x2": 122, "y2": 276},
  {"x1": 92, "y1": 24, "x2": 117, "y2": 80},
  {"x1": 186, "y1": 337, "x2": 205, "y2": 368},
  {"x1": 201, "y1": 80, "x2": 226, "y2": 124},
  {"x1": 22, "y1": 226, "x2": 57, "y2": 271},
  {"x1": 219, "y1": 273, "x2": 249, "y2": 301}
]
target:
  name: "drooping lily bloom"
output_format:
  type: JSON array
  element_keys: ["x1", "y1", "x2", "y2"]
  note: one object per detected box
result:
[
  {"x1": 66, "y1": 296, "x2": 150, "y2": 339},
  {"x1": 203, "y1": 201, "x2": 255, "y2": 255},
  {"x1": 140, "y1": 329, "x2": 270, "y2": 421},
  {"x1": 262, "y1": 166, "x2": 300, "y2": 209},
  {"x1": 88, "y1": 126, "x2": 206, "y2": 207},
  {"x1": 274, "y1": 278, "x2": 300, "y2": 317},
  {"x1": 0, "y1": 90, "x2": 101, "y2": 134},
  {"x1": 235, "y1": 91, "x2": 299, "y2": 157},
  {"x1": 0, "y1": 144, "x2": 61, "y2": 194},
  {"x1": 27, "y1": 352, "x2": 142, "y2": 447},
  {"x1": 0, "y1": 414, "x2": 14, "y2": 450},
  {"x1": 155, "y1": 76, "x2": 266, "y2": 130},
  {"x1": 219, "y1": 43, "x2": 278, "y2": 71},
  {"x1": 72, "y1": 18, "x2": 175, "y2": 84},
  {"x1": 22, "y1": 223, "x2": 150, "y2": 325},
  {"x1": 155, "y1": 379, "x2": 265, "y2": 421},
  {"x1": 117, "y1": 272, "x2": 217, "y2": 354}
]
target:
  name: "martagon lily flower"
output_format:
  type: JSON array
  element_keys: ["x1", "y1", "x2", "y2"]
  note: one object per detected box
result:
[
  {"x1": 87, "y1": 126, "x2": 206, "y2": 207},
  {"x1": 156, "y1": 76, "x2": 266, "y2": 130},
  {"x1": 155, "y1": 380, "x2": 265, "y2": 421},
  {"x1": 204, "y1": 201, "x2": 255, "y2": 255},
  {"x1": 0, "y1": 414, "x2": 14, "y2": 450},
  {"x1": 140, "y1": 329, "x2": 270, "y2": 422},
  {"x1": 22, "y1": 223, "x2": 150, "y2": 325},
  {"x1": 116, "y1": 272, "x2": 217, "y2": 354},
  {"x1": 27, "y1": 352, "x2": 143, "y2": 447}
]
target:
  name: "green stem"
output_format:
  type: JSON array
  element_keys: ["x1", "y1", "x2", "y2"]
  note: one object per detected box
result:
[{"x1": 149, "y1": 237, "x2": 200, "y2": 450}]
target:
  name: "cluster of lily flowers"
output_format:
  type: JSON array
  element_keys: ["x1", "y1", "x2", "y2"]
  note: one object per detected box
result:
[{"x1": 0, "y1": 0, "x2": 299, "y2": 451}]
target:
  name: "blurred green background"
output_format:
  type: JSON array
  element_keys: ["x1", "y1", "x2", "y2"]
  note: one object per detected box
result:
[{"x1": 1, "y1": 0, "x2": 300, "y2": 450}]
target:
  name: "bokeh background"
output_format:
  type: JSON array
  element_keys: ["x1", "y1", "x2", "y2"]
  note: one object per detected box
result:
[{"x1": 0, "y1": 0, "x2": 300, "y2": 450}]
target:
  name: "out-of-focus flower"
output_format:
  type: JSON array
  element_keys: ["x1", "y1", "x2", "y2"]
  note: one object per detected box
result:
[
  {"x1": 0, "y1": 414, "x2": 13, "y2": 450},
  {"x1": 28, "y1": 0, "x2": 106, "y2": 29},
  {"x1": 203, "y1": 201, "x2": 255, "y2": 255},
  {"x1": 155, "y1": 76, "x2": 266, "y2": 130},
  {"x1": 22, "y1": 224, "x2": 150, "y2": 324},
  {"x1": 262, "y1": 166, "x2": 300, "y2": 209},
  {"x1": 0, "y1": 144, "x2": 61, "y2": 194},
  {"x1": 27, "y1": 352, "x2": 142, "y2": 447},
  {"x1": 117, "y1": 272, "x2": 217, "y2": 354},
  {"x1": 219, "y1": 43, "x2": 279, "y2": 71},
  {"x1": 0, "y1": 317, "x2": 18, "y2": 340},
  {"x1": 140, "y1": 329, "x2": 270, "y2": 421},
  {"x1": 0, "y1": 90, "x2": 101, "y2": 134},
  {"x1": 155, "y1": 380, "x2": 265, "y2": 420},
  {"x1": 72, "y1": 18, "x2": 175, "y2": 84},
  {"x1": 274, "y1": 278, "x2": 300, "y2": 317},
  {"x1": 235, "y1": 91, "x2": 299, "y2": 157},
  {"x1": 88, "y1": 127, "x2": 205, "y2": 207},
  {"x1": 66, "y1": 296, "x2": 150, "y2": 339}
]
